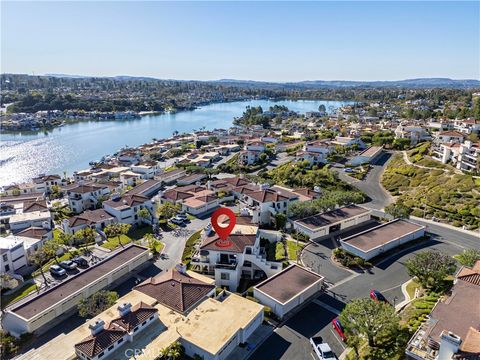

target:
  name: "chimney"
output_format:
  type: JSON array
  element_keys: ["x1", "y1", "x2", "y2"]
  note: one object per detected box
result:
[
  {"x1": 89, "y1": 319, "x2": 105, "y2": 336},
  {"x1": 438, "y1": 331, "x2": 462, "y2": 360},
  {"x1": 175, "y1": 263, "x2": 187, "y2": 275},
  {"x1": 117, "y1": 302, "x2": 132, "y2": 317}
]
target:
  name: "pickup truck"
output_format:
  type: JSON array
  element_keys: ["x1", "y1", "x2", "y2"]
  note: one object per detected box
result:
[{"x1": 310, "y1": 337, "x2": 337, "y2": 360}]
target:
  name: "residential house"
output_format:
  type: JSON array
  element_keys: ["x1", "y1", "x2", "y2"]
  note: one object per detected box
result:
[
  {"x1": 405, "y1": 260, "x2": 480, "y2": 360},
  {"x1": 103, "y1": 194, "x2": 156, "y2": 226},
  {"x1": 0, "y1": 236, "x2": 28, "y2": 274},
  {"x1": 192, "y1": 217, "x2": 283, "y2": 291},
  {"x1": 74, "y1": 302, "x2": 159, "y2": 360},
  {"x1": 14, "y1": 226, "x2": 53, "y2": 255},
  {"x1": 240, "y1": 186, "x2": 299, "y2": 225},
  {"x1": 434, "y1": 131, "x2": 465, "y2": 144},
  {"x1": 67, "y1": 184, "x2": 110, "y2": 214},
  {"x1": 62, "y1": 209, "x2": 115, "y2": 235}
]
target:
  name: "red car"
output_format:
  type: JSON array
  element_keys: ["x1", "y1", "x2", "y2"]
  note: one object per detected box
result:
[
  {"x1": 332, "y1": 317, "x2": 346, "y2": 341},
  {"x1": 370, "y1": 289, "x2": 389, "y2": 304}
]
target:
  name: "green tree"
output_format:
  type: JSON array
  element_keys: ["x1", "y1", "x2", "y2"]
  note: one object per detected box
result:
[
  {"x1": 138, "y1": 207, "x2": 151, "y2": 224},
  {"x1": 30, "y1": 247, "x2": 52, "y2": 285},
  {"x1": 0, "y1": 331, "x2": 19, "y2": 359},
  {"x1": 406, "y1": 250, "x2": 457, "y2": 289},
  {"x1": 73, "y1": 227, "x2": 97, "y2": 246},
  {"x1": 455, "y1": 249, "x2": 480, "y2": 267},
  {"x1": 339, "y1": 298, "x2": 400, "y2": 348},
  {"x1": 157, "y1": 202, "x2": 180, "y2": 221},
  {"x1": 158, "y1": 341, "x2": 185, "y2": 360},
  {"x1": 384, "y1": 203, "x2": 412, "y2": 219},
  {"x1": 77, "y1": 290, "x2": 119, "y2": 318},
  {"x1": 104, "y1": 223, "x2": 131, "y2": 248},
  {"x1": 274, "y1": 213, "x2": 287, "y2": 230}
]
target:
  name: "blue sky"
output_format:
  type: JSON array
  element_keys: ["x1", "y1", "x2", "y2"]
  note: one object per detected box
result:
[{"x1": 1, "y1": 1, "x2": 479, "y2": 81}]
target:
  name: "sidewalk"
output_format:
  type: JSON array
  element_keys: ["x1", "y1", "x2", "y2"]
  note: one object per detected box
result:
[
  {"x1": 228, "y1": 324, "x2": 274, "y2": 360},
  {"x1": 410, "y1": 215, "x2": 480, "y2": 237}
]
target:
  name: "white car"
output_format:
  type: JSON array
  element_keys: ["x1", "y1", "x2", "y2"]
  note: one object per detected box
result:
[{"x1": 310, "y1": 337, "x2": 336, "y2": 360}]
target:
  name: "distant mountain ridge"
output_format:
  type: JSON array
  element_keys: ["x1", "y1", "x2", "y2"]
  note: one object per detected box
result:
[{"x1": 22, "y1": 74, "x2": 480, "y2": 88}]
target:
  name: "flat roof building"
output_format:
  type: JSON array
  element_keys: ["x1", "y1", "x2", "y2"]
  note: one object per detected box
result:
[
  {"x1": 293, "y1": 205, "x2": 371, "y2": 240},
  {"x1": 3, "y1": 244, "x2": 150, "y2": 336},
  {"x1": 340, "y1": 219, "x2": 425, "y2": 260},
  {"x1": 17, "y1": 270, "x2": 264, "y2": 360},
  {"x1": 254, "y1": 264, "x2": 324, "y2": 319}
]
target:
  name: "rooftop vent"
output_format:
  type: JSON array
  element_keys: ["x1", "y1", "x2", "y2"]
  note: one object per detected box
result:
[
  {"x1": 89, "y1": 319, "x2": 105, "y2": 336},
  {"x1": 117, "y1": 302, "x2": 132, "y2": 317}
]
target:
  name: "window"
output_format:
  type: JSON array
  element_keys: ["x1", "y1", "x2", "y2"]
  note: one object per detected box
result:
[
  {"x1": 117, "y1": 339, "x2": 123, "y2": 344},
  {"x1": 108, "y1": 345, "x2": 114, "y2": 351},
  {"x1": 2, "y1": 254, "x2": 7, "y2": 262},
  {"x1": 98, "y1": 352, "x2": 104, "y2": 358},
  {"x1": 221, "y1": 273, "x2": 230, "y2": 280},
  {"x1": 141, "y1": 321, "x2": 146, "y2": 326},
  {"x1": 133, "y1": 327, "x2": 139, "y2": 332},
  {"x1": 5, "y1": 264, "x2": 10, "y2": 272},
  {"x1": 149, "y1": 315, "x2": 154, "y2": 320}
]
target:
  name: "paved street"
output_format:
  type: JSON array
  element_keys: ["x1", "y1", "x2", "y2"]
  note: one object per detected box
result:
[
  {"x1": 250, "y1": 211, "x2": 480, "y2": 360},
  {"x1": 333, "y1": 152, "x2": 394, "y2": 210}
]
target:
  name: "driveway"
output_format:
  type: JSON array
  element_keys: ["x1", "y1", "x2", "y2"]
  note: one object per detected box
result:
[
  {"x1": 250, "y1": 301, "x2": 345, "y2": 360},
  {"x1": 333, "y1": 152, "x2": 394, "y2": 210}
]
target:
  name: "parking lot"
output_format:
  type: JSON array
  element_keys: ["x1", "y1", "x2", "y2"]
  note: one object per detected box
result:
[{"x1": 250, "y1": 297, "x2": 346, "y2": 360}]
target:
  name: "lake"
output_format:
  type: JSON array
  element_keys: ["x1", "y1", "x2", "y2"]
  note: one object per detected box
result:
[{"x1": 0, "y1": 99, "x2": 351, "y2": 186}]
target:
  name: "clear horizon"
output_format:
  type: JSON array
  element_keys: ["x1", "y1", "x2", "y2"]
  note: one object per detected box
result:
[{"x1": 2, "y1": 1, "x2": 479, "y2": 82}]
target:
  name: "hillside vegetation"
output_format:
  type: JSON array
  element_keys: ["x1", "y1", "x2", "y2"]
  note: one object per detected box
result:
[{"x1": 382, "y1": 153, "x2": 480, "y2": 229}]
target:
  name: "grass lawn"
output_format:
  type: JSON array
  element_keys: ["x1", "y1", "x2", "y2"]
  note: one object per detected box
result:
[
  {"x1": 182, "y1": 230, "x2": 201, "y2": 265},
  {"x1": 102, "y1": 235, "x2": 132, "y2": 250},
  {"x1": 128, "y1": 225, "x2": 153, "y2": 240},
  {"x1": 286, "y1": 240, "x2": 300, "y2": 260},
  {"x1": 406, "y1": 279, "x2": 420, "y2": 300},
  {"x1": 1, "y1": 282, "x2": 38, "y2": 308}
]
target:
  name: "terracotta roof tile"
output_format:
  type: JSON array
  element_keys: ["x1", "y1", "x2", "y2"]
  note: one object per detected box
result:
[
  {"x1": 75, "y1": 325, "x2": 126, "y2": 358},
  {"x1": 134, "y1": 270, "x2": 214, "y2": 313}
]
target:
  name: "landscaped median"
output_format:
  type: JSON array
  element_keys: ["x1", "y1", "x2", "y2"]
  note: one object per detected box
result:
[{"x1": 182, "y1": 230, "x2": 202, "y2": 266}]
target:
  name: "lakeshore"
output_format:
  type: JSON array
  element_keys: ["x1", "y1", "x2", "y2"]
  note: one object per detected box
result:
[{"x1": 0, "y1": 99, "x2": 351, "y2": 186}]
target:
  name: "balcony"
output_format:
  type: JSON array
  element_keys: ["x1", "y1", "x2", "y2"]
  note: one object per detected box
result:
[{"x1": 215, "y1": 258, "x2": 237, "y2": 270}]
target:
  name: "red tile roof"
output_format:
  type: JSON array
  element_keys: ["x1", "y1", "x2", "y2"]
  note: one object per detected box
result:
[
  {"x1": 15, "y1": 227, "x2": 49, "y2": 239},
  {"x1": 75, "y1": 325, "x2": 126, "y2": 358},
  {"x1": 109, "y1": 302, "x2": 157, "y2": 332},
  {"x1": 200, "y1": 233, "x2": 256, "y2": 253},
  {"x1": 246, "y1": 188, "x2": 291, "y2": 203},
  {"x1": 134, "y1": 270, "x2": 214, "y2": 313},
  {"x1": 68, "y1": 209, "x2": 115, "y2": 228}
]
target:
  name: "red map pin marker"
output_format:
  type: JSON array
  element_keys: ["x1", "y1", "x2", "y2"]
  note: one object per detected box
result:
[{"x1": 211, "y1": 208, "x2": 236, "y2": 241}]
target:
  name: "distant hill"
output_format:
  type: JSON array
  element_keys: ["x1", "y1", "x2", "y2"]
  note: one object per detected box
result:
[
  {"x1": 11, "y1": 73, "x2": 480, "y2": 89},
  {"x1": 215, "y1": 78, "x2": 480, "y2": 89}
]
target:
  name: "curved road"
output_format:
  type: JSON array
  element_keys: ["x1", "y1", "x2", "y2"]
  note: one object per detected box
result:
[{"x1": 333, "y1": 151, "x2": 394, "y2": 210}]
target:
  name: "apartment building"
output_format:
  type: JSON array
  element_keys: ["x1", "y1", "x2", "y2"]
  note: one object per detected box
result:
[
  {"x1": 192, "y1": 217, "x2": 283, "y2": 291},
  {"x1": 67, "y1": 184, "x2": 110, "y2": 214}
]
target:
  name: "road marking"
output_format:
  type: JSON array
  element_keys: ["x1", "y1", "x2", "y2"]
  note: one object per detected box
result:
[
  {"x1": 311, "y1": 352, "x2": 317, "y2": 360},
  {"x1": 380, "y1": 284, "x2": 402, "y2": 293},
  {"x1": 328, "y1": 273, "x2": 360, "y2": 290},
  {"x1": 313, "y1": 299, "x2": 341, "y2": 315},
  {"x1": 330, "y1": 329, "x2": 346, "y2": 350}
]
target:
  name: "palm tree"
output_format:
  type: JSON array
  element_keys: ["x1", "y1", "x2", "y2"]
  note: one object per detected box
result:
[{"x1": 30, "y1": 250, "x2": 50, "y2": 287}]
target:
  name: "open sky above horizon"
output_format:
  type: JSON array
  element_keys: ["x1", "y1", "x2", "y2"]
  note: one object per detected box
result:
[{"x1": 1, "y1": 1, "x2": 479, "y2": 82}]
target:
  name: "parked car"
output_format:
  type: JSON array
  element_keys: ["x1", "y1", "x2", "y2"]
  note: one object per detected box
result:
[
  {"x1": 50, "y1": 264, "x2": 67, "y2": 277},
  {"x1": 59, "y1": 260, "x2": 78, "y2": 271},
  {"x1": 310, "y1": 337, "x2": 336, "y2": 360},
  {"x1": 170, "y1": 216, "x2": 184, "y2": 225},
  {"x1": 370, "y1": 289, "x2": 389, "y2": 303},
  {"x1": 176, "y1": 213, "x2": 188, "y2": 221},
  {"x1": 344, "y1": 167, "x2": 354, "y2": 173},
  {"x1": 332, "y1": 318, "x2": 346, "y2": 341},
  {"x1": 72, "y1": 256, "x2": 89, "y2": 268}
]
